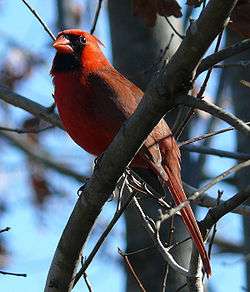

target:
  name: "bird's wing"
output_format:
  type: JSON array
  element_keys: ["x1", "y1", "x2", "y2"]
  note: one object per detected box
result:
[
  {"x1": 87, "y1": 68, "x2": 178, "y2": 167},
  {"x1": 87, "y1": 68, "x2": 143, "y2": 120},
  {"x1": 87, "y1": 69, "x2": 211, "y2": 274}
]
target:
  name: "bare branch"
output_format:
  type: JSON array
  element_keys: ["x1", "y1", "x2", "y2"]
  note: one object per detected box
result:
[
  {"x1": 0, "y1": 125, "x2": 54, "y2": 134},
  {"x1": 90, "y1": 0, "x2": 103, "y2": 35},
  {"x1": 0, "y1": 130, "x2": 85, "y2": 182},
  {"x1": 182, "y1": 145, "x2": 250, "y2": 161},
  {"x1": 72, "y1": 182, "x2": 135, "y2": 287},
  {"x1": 186, "y1": 246, "x2": 204, "y2": 292},
  {"x1": 0, "y1": 227, "x2": 11, "y2": 234},
  {"x1": 185, "y1": 186, "x2": 250, "y2": 291},
  {"x1": 45, "y1": 2, "x2": 238, "y2": 290},
  {"x1": 118, "y1": 248, "x2": 146, "y2": 292},
  {"x1": 200, "y1": 186, "x2": 250, "y2": 231},
  {"x1": 208, "y1": 190, "x2": 223, "y2": 259},
  {"x1": 213, "y1": 61, "x2": 250, "y2": 69},
  {"x1": 160, "y1": 160, "x2": 250, "y2": 224},
  {"x1": 0, "y1": 86, "x2": 62, "y2": 129},
  {"x1": 183, "y1": 183, "x2": 250, "y2": 217},
  {"x1": 0, "y1": 270, "x2": 27, "y2": 277},
  {"x1": 20, "y1": 0, "x2": 56, "y2": 40},
  {"x1": 164, "y1": 17, "x2": 184, "y2": 39},
  {"x1": 176, "y1": 95, "x2": 250, "y2": 136},
  {"x1": 197, "y1": 38, "x2": 250, "y2": 76},
  {"x1": 179, "y1": 122, "x2": 250, "y2": 147},
  {"x1": 174, "y1": 31, "x2": 224, "y2": 139},
  {"x1": 132, "y1": 197, "x2": 189, "y2": 277}
]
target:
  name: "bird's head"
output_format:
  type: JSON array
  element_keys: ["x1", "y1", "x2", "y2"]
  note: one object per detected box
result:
[{"x1": 51, "y1": 29, "x2": 107, "y2": 73}]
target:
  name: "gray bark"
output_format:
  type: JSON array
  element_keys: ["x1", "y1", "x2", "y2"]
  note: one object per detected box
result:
[
  {"x1": 226, "y1": 30, "x2": 250, "y2": 291},
  {"x1": 108, "y1": 1, "x2": 193, "y2": 291}
]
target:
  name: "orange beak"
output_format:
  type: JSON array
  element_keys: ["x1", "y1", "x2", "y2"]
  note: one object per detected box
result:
[{"x1": 53, "y1": 35, "x2": 74, "y2": 54}]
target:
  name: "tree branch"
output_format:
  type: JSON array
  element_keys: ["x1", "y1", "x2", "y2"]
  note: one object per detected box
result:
[
  {"x1": 0, "y1": 85, "x2": 62, "y2": 129},
  {"x1": 183, "y1": 183, "x2": 250, "y2": 217},
  {"x1": 132, "y1": 197, "x2": 189, "y2": 277},
  {"x1": 182, "y1": 144, "x2": 250, "y2": 161},
  {"x1": 176, "y1": 95, "x2": 250, "y2": 136},
  {"x1": 44, "y1": 1, "x2": 238, "y2": 290},
  {"x1": 0, "y1": 130, "x2": 85, "y2": 182},
  {"x1": 197, "y1": 38, "x2": 250, "y2": 76},
  {"x1": 160, "y1": 160, "x2": 250, "y2": 224},
  {"x1": 1, "y1": 87, "x2": 249, "y2": 214}
]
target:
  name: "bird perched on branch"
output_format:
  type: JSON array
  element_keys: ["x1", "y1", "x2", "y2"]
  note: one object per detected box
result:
[{"x1": 51, "y1": 29, "x2": 211, "y2": 276}]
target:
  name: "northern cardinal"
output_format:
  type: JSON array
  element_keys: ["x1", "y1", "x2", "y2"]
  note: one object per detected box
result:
[{"x1": 51, "y1": 29, "x2": 211, "y2": 276}]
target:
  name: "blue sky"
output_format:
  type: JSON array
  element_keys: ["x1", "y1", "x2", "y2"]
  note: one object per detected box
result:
[{"x1": 0, "y1": 1, "x2": 246, "y2": 291}]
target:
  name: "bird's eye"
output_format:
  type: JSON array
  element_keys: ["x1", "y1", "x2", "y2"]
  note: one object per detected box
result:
[{"x1": 79, "y1": 36, "x2": 86, "y2": 45}]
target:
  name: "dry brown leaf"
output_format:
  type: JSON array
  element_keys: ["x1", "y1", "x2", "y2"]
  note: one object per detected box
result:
[
  {"x1": 186, "y1": 0, "x2": 203, "y2": 7},
  {"x1": 133, "y1": 0, "x2": 182, "y2": 27},
  {"x1": 229, "y1": 0, "x2": 250, "y2": 37},
  {"x1": 157, "y1": 0, "x2": 182, "y2": 17}
]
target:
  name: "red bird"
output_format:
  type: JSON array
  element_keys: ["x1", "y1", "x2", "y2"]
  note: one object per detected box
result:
[{"x1": 51, "y1": 29, "x2": 211, "y2": 276}]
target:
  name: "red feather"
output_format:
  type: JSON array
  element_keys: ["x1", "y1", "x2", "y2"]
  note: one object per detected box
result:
[{"x1": 51, "y1": 29, "x2": 211, "y2": 276}]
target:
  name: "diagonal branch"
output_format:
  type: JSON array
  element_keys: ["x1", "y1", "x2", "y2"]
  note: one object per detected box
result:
[
  {"x1": 44, "y1": 2, "x2": 238, "y2": 291},
  {"x1": 176, "y1": 95, "x2": 250, "y2": 136},
  {"x1": 187, "y1": 186, "x2": 250, "y2": 291},
  {"x1": 182, "y1": 144, "x2": 250, "y2": 161},
  {"x1": 0, "y1": 92, "x2": 249, "y2": 211},
  {"x1": 196, "y1": 38, "x2": 250, "y2": 76},
  {"x1": 0, "y1": 130, "x2": 85, "y2": 182},
  {"x1": 183, "y1": 183, "x2": 250, "y2": 217},
  {"x1": 160, "y1": 160, "x2": 250, "y2": 224},
  {"x1": 0, "y1": 85, "x2": 62, "y2": 129}
]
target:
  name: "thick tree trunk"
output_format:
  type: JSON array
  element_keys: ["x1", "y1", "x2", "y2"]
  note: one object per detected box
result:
[
  {"x1": 108, "y1": 1, "x2": 195, "y2": 291},
  {"x1": 226, "y1": 30, "x2": 250, "y2": 292}
]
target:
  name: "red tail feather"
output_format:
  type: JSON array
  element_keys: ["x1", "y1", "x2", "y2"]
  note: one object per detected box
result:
[{"x1": 165, "y1": 169, "x2": 211, "y2": 277}]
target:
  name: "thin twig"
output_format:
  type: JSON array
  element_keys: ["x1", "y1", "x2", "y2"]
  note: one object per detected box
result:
[
  {"x1": 184, "y1": 183, "x2": 250, "y2": 217},
  {"x1": 0, "y1": 125, "x2": 54, "y2": 134},
  {"x1": 73, "y1": 184, "x2": 135, "y2": 287},
  {"x1": 132, "y1": 197, "x2": 189, "y2": 277},
  {"x1": 208, "y1": 190, "x2": 223, "y2": 259},
  {"x1": 159, "y1": 159, "x2": 250, "y2": 223},
  {"x1": 20, "y1": 0, "x2": 56, "y2": 40},
  {"x1": 197, "y1": 31, "x2": 224, "y2": 95},
  {"x1": 0, "y1": 270, "x2": 27, "y2": 277},
  {"x1": 168, "y1": 237, "x2": 191, "y2": 251},
  {"x1": 213, "y1": 61, "x2": 250, "y2": 69},
  {"x1": 121, "y1": 245, "x2": 154, "y2": 256},
  {"x1": 196, "y1": 38, "x2": 250, "y2": 76},
  {"x1": 176, "y1": 283, "x2": 187, "y2": 292},
  {"x1": 90, "y1": 0, "x2": 103, "y2": 35},
  {"x1": 80, "y1": 256, "x2": 93, "y2": 292},
  {"x1": 138, "y1": 34, "x2": 174, "y2": 77},
  {"x1": 200, "y1": 186, "x2": 250, "y2": 231},
  {"x1": 179, "y1": 122, "x2": 250, "y2": 147},
  {"x1": 164, "y1": 17, "x2": 184, "y2": 39},
  {"x1": 0, "y1": 227, "x2": 11, "y2": 234},
  {"x1": 83, "y1": 272, "x2": 93, "y2": 292},
  {"x1": 176, "y1": 95, "x2": 250, "y2": 136},
  {"x1": 162, "y1": 214, "x2": 175, "y2": 291},
  {"x1": 175, "y1": 31, "x2": 223, "y2": 139},
  {"x1": 182, "y1": 145, "x2": 250, "y2": 161},
  {"x1": 118, "y1": 248, "x2": 146, "y2": 292}
]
